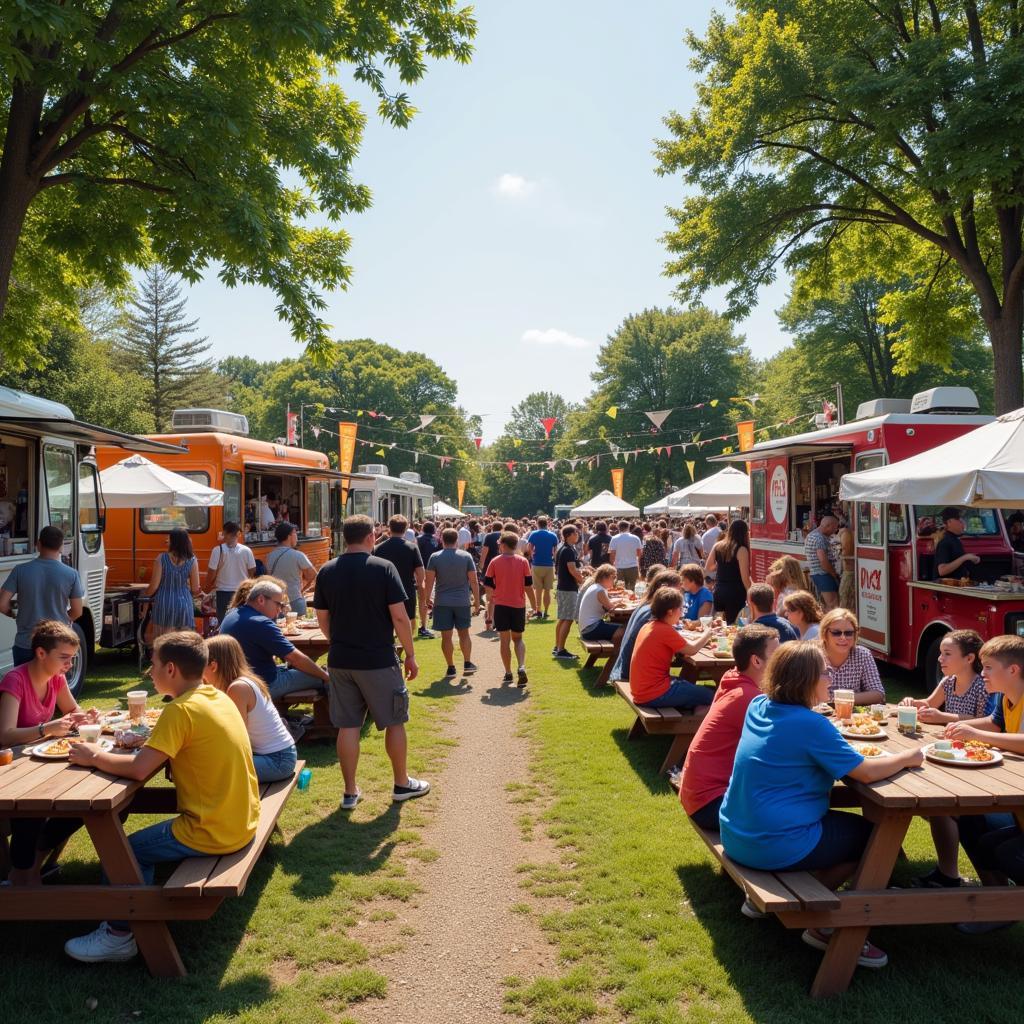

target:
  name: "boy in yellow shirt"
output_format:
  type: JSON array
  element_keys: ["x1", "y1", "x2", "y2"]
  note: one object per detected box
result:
[{"x1": 65, "y1": 631, "x2": 260, "y2": 963}]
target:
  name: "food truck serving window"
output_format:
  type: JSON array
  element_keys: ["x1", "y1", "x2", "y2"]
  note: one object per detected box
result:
[
  {"x1": 751, "y1": 469, "x2": 766, "y2": 523},
  {"x1": 245, "y1": 471, "x2": 301, "y2": 533},
  {"x1": 0, "y1": 433, "x2": 32, "y2": 552},
  {"x1": 223, "y1": 471, "x2": 242, "y2": 526},
  {"x1": 914, "y1": 505, "x2": 1000, "y2": 537},
  {"x1": 140, "y1": 472, "x2": 212, "y2": 533},
  {"x1": 306, "y1": 479, "x2": 328, "y2": 534}
]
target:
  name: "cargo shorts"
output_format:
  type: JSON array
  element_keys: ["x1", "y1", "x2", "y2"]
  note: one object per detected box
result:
[{"x1": 327, "y1": 665, "x2": 409, "y2": 730}]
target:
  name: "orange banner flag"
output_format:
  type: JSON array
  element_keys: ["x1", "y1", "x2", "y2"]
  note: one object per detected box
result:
[
  {"x1": 457, "y1": 479, "x2": 466, "y2": 508},
  {"x1": 338, "y1": 422, "x2": 358, "y2": 507},
  {"x1": 610, "y1": 467, "x2": 624, "y2": 499}
]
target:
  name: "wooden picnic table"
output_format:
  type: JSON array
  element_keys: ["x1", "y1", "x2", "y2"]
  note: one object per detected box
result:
[
  {"x1": 283, "y1": 624, "x2": 329, "y2": 660},
  {"x1": 792, "y1": 706, "x2": 1024, "y2": 997}
]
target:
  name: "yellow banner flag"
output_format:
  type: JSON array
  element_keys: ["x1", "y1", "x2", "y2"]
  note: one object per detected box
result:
[
  {"x1": 610, "y1": 467, "x2": 624, "y2": 499},
  {"x1": 457, "y1": 479, "x2": 466, "y2": 508},
  {"x1": 685, "y1": 460, "x2": 696, "y2": 482},
  {"x1": 606, "y1": 405, "x2": 618, "y2": 419},
  {"x1": 337, "y1": 422, "x2": 358, "y2": 509}
]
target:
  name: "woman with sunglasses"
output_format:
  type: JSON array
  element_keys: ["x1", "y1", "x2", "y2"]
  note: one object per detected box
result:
[{"x1": 818, "y1": 608, "x2": 886, "y2": 706}]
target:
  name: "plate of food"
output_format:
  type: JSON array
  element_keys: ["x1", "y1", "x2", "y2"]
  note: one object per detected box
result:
[
  {"x1": 99, "y1": 710, "x2": 129, "y2": 732},
  {"x1": 297, "y1": 619, "x2": 320, "y2": 629},
  {"x1": 30, "y1": 738, "x2": 113, "y2": 760},
  {"x1": 141, "y1": 708, "x2": 162, "y2": 728},
  {"x1": 837, "y1": 720, "x2": 887, "y2": 740},
  {"x1": 852, "y1": 743, "x2": 886, "y2": 758},
  {"x1": 924, "y1": 740, "x2": 1003, "y2": 768}
]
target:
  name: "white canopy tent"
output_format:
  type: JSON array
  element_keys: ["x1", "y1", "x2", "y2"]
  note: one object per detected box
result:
[
  {"x1": 643, "y1": 497, "x2": 721, "y2": 517},
  {"x1": 668, "y1": 466, "x2": 749, "y2": 509},
  {"x1": 571, "y1": 490, "x2": 640, "y2": 518},
  {"x1": 429, "y1": 499, "x2": 466, "y2": 518},
  {"x1": 839, "y1": 408, "x2": 1024, "y2": 508}
]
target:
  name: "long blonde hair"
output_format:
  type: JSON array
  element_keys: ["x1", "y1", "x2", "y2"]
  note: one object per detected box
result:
[
  {"x1": 768, "y1": 555, "x2": 805, "y2": 594},
  {"x1": 205, "y1": 634, "x2": 270, "y2": 699}
]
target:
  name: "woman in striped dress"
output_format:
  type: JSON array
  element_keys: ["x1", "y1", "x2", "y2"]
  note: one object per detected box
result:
[{"x1": 144, "y1": 528, "x2": 201, "y2": 637}]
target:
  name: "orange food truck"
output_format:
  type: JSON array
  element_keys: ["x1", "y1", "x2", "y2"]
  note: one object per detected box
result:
[
  {"x1": 98, "y1": 409, "x2": 347, "y2": 586},
  {"x1": 712, "y1": 387, "x2": 1024, "y2": 684}
]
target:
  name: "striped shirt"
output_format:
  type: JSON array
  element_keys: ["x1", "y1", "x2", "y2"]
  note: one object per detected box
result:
[
  {"x1": 825, "y1": 645, "x2": 885, "y2": 699},
  {"x1": 804, "y1": 529, "x2": 832, "y2": 575}
]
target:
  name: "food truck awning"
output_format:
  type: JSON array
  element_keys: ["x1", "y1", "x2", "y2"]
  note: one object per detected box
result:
[
  {"x1": 710, "y1": 432, "x2": 853, "y2": 463},
  {"x1": 0, "y1": 417, "x2": 186, "y2": 454},
  {"x1": 243, "y1": 461, "x2": 346, "y2": 478}
]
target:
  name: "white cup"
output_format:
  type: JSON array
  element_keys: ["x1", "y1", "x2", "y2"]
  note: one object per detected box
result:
[
  {"x1": 699, "y1": 616, "x2": 713, "y2": 630},
  {"x1": 78, "y1": 724, "x2": 102, "y2": 744}
]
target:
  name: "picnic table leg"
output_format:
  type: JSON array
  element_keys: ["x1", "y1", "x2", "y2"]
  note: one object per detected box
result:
[
  {"x1": 659, "y1": 734, "x2": 692, "y2": 775},
  {"x1": 595, "y1": 656, "x2": 615, "y2": 688},
  {"x1": 85, "y1": 813, "x2": 186, "y2": 978},
  {"x1": 809, "y1": 812, "x2": 910, "y2": 999},
  {"x1": 626, "y1": 716, "x2": 646, "y2": 741}
]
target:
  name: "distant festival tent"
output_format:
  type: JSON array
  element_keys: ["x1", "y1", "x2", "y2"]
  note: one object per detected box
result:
[
  {"x1": 667, "y1": 466, "x2": 749, "y2": 509},
  {"x1": 429, "y1": 499, "x2": 467, "y2": 518},
  {"x1": 571, "y1": 490, "x2": 640, "y2": 517}
]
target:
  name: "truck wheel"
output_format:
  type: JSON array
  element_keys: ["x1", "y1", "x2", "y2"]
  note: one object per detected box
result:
[
  {"x1": 921, "y1": 633, "x2": 946, "y2": 691},
  {"x1": 66, "y1": 622, "x2": 90, "y2": 699}
]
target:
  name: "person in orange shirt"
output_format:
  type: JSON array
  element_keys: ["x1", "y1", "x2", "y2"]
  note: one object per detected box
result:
[{"x1": 628, "y1": 589, "x2": 713, "y2": 710}]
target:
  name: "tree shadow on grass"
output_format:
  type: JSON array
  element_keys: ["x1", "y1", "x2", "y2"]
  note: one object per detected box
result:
[{"x1": 610, "y1": 726, "x2": 674, "y2": 795}]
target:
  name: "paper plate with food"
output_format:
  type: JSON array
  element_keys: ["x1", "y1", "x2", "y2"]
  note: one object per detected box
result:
[
  {"x1": 924, "y1": 739, "x2": 1003, "y2": 768},
  {"x1": 852, "y1": 743, "x2": 886, "y2": 758},
  {"x1": 30, "y1": 738, "x2": 113, "y2": 760},
  {"x1": 99, "y1": 709, "x2": 129, "y2": 732},
  {"x1": 838, "y1": 720, "x2": 887, "y2": 740}
]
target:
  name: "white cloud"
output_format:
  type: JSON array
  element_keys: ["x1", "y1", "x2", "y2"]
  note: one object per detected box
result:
[
  {"x1": 493, "y1": 172, "x2": 539, "y2": 199},
  {"x1": 521, "y1": 327, "x2": 592, "y2": 350}
]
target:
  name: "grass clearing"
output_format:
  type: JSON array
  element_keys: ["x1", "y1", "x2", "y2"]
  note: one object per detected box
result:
[
  {"x1": 508, "y1": 620, "x2": 1024, "y2": 1024},
  {"x1": 0, "y1": 639, "x2": 459, "y2": 1023}
]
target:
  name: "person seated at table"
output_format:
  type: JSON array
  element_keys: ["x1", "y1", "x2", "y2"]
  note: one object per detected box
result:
[
  {"x1": 609, "y1": 569, "x2": 681, "y2": 682},
  {"x1": 896, "y1": 629, "x2": 992, "y2": 890},
  {"x1": 819, "y1": 608, "x2": 885, "y2": 706},
  {"x1": 219, "y1": 577, "x2": 329, "y2": 699},
  {"x1": 766, "y1": 555, "x2": 805, "y2": 614},
  {"x1": 0, "y1": 621, "x2": 98, "y2": 885},
  {"x1": 204, "y1": 634, "x2": 298, "y2": 783},
  {"x1": 65, "y1": 631, "x2": 260, "y2": 963},
  {"x1": 577, "y1": 565, "x2": 627, "y2": 646},
  {"x1": 628, "y1": 589, "x2": 714, "y2": 712},
  {"x1": 940, "y1": 635, "x2": 1024, "y2": 932},
  {"x1": 680, "y1": 624, "x2": 780, "y2": 833},
  {"x1": 680, "y1": 564, "x2": 713, "y2": 621},
  {"x1": 780, "y1": 590, "x2": 822, "y2": 640},
  {"x1": 747, "y1": 583, "x2": 799, "y2": 643},
  {"x1": 719, "y1": 641, "x2": 922, "y2": 966}
]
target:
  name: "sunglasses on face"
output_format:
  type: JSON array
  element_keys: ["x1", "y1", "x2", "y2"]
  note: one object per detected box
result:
[{"x1": 828, "y1": 629, "x2": 856, "y2": 638}]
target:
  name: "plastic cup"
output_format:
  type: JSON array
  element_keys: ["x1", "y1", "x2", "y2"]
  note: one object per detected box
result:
[
  {"x1": 79, "y1": 723, "x2": 102, "y2": 743},
  {"x1": 870, "y1": 705, "x2": 886, "y2": 722},
  {"x1": 834, "y1": 689, "x2": 855, "y2": 722},
  {"x1": 297, "y1": 768, "x2": 312, "y2": 791},
  {"x1": 127, "y1": 690, "x2": 148, "y2": 725},
  {"x1": 699, "y1": 616, "x2": 713, "y2": 631},
  {"x1": 286, "y1": 611, "x2": 298, "y2": 626},
  {"x1": 898, "y1": 706, "x2": 918, "y2": 735}
]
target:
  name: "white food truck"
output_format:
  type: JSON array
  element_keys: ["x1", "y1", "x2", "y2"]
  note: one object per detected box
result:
[{"x1": 0, "y1": 387, "x2": 184, "y2": 695}]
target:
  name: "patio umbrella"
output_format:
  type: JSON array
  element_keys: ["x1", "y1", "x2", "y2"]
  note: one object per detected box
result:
[{"x1": 839, "y1": 407, "x2": 1024, "y2": 507}]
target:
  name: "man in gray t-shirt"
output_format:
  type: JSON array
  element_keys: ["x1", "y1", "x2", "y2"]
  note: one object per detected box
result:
[
  {"x1": 0, "y1": 526, "x2": 85, "y2": 665},
  {"x1": 424, "y1": 529, "x2": 481, "y2": 678},
  {"x1": 266, "y1": 523, "x2": 316, "y2": 614}
]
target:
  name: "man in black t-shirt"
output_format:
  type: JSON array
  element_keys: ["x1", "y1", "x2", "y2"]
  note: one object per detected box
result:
[
  {"x1": 375, "y1": 515, "x2": 432, "y2": 639},
  {"x1": 313, "y1": 514, "x2": 429, "y2": 808},
  {"x1": 587, "y1": 520, "x2": 611, "y2": 567},
  {"x1": 554, "y1": 525, "x2": 584, "y2": 658},
  {"x1": 417, "y1": 521, "x2": 441, "y2": 567},
  {"x1": 478, "y1": 519, "x2": 504, "y2": 630},
  {"x1": 933, "y1": 506, "x2": 982, "y2": 582}
]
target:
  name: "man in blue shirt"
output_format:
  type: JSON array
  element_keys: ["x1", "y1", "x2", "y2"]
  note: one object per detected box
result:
[
  {"x1": 747, "y1": 583, "x2": 799, "y2": 643},
  {"x1": 526, "y1": 516, "x2": 560, "y2": 621}
]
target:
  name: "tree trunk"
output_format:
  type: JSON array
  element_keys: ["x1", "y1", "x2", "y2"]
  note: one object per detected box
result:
[{"x1": 987, "y1": 313, "x2": 1024, "y2": 413}]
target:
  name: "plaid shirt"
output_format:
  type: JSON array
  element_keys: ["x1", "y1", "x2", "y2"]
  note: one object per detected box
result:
[{"x1": 826, "y1": 645, "x2": 885, "y2": 699}]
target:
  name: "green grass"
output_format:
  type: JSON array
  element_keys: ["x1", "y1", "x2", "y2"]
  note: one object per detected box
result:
[
  {"x1": 506, "y1": 621, "x2": 1024, "y2": 1024},
  {"x1": 0, "y1": 640, "x2": 460, "y2": 1023}
]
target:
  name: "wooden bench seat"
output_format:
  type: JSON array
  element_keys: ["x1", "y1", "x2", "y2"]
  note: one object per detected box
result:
[
  {"x1": 273, "y1": 689, "x2": 335, "y2": 741},
  {"x1": 165, "y1": 761, "x2": 304, "y2": 898},
  {"x1": 581, "y1": 639, "x2": 619, "y2": 687},
  {"x1": 613, "y1": 679, "x2": 705, "y2": 773},
  {"x1": 692, "y1": 823, "x2": 840, "y2": 914}
]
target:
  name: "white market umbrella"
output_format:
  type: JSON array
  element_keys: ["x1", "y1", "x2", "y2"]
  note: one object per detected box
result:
[
  {"x1": 571, "y1": 490, "x2": 640, "y2": 517},
  {"x1": 839, "y1": 408, "x2": 1024, "y2": 507},
  {"x1": 429, "y1": 499, "x2": 466, "y2": 518},
  {"x1": 667, "y1": 466, "x2": 749, "y2": 508}
]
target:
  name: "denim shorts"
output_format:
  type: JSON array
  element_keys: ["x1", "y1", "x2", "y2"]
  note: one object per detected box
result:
[
  {"x1": 433, "y1": 605, "x2": 471, "y2": 631},
  {"x1": 811, "y1": 572, "x2": 838, "y2": 593},
  {"x1": 639, "y1": 678, "x2": 714, "y2": 710},
  {"x1": 252, "y1": 743, "x2": 298, "y2": 783}
]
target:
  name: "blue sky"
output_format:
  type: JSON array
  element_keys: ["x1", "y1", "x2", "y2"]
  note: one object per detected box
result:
[{"x1": 185, "y1": 0, "x2": 790, "y2": 441}]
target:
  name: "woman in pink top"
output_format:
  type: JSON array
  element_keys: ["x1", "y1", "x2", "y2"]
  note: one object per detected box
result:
[{"x1": 0, "y1": 620, "x2": 98, "y2": 885}]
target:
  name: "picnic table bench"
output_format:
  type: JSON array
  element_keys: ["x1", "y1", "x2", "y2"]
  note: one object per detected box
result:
[
  {"x1": 581, "y1": 639, "x2": 619, "y2": 687},
  {"x1": 0, "y1": 746, "x2": 303, "y2": 977},
  {"x1": 613, "y1": 680, "x2": 707, "y2": 773},
  {"x1": 273, "y1": 689, "x2": 335, "y2": 741}
]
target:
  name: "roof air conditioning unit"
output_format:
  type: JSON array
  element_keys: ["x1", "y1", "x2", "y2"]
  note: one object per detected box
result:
[
  {"x1": 853, "y1": 398, "x2": 913, "y2": 420},
  {"x1": 170, "y1": 408, "x2": 249, "y2": 436},
  {"x1": 909, "y1": 387, "x2": 979, "y2": 415},
  {"x1": 357, "y1": 464, "x2": 390, "y2": 476},
  {"x1": 399, "y1": 472, "x2": 421, "y2": 483},
  {"x1": 812, "y1": 413, "x2": 830, "y2": 430}
]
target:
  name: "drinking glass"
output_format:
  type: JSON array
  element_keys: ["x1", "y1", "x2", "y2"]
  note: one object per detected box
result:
[
  {"x1": 897, "y1": 706, "x2": 919, "y2": 735},
  {"x1": 834, "y1": 688, "x2": 855, "y2": 722},
  {"x1": 127, "y1": 690, "x2": 148, "y2": 725},
  {"x1": 79, "y1": 723, "x2": 102, "y2": 743},
  {"x1": 699, "y1": 616, "x2": 713, "y2": 631}
]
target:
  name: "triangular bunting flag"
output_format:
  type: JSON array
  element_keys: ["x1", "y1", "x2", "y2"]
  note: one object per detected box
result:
[
  {"x1": 506, "y1": 461, "x2": 516, "y2": 472},
  {"x1": 606, "y1": 406, "x2": 618, "y2": 419},
  {"x1": 686, "y1": 460, "x2": 696, "y2": 482},
  {"x1": 570, "y1": 459, "x2": 579, "y2": 470},
  {"x1": 540, "y1": 417, "x2": 558, "y2": 438},
  {"x1": 414, "y1": 453, "x2": 419, "y2": 464},
  {"x1": 311, "y1": 425, "x2": 321, "y2": 438},
  {"x1": 474, "y1": 437, "x2": 483, "y2": 449},
  {"x1": 709, "y1": 399, "x2": 719, "y2": 408},
  {"x1": 692, "y1": 432, "x2": 701, "y2": 443},
  {"x1": 410, "y1": 414, "x2": 437, "y2": 432},
  {"x1": 645, "y1": 410, "x2": 672, "y2": 431},
  {"x1": 546, "y1": 460, "x2": 557, "y2": 470},
  {"x1": 375, "y1": 448, "x2": 386, "y2": 457}
]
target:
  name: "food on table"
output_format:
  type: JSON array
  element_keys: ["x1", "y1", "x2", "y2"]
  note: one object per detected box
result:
[
  {"x1": 143, "y1": 708, "x2": 162, "y2": 727},
  {"x1": 933, "y1": 739, "x2": 952, "y2": 752},
  {"x1": 926, "y1": 739, "x2": 1000, "y2": 765},
  {"x1": 43, "y1": 738, "x2": 72, "y2": 756},
  {"x1": 0, "y1": 748, "x2": 13, "y2": 766},
  {"x1": 853, "y1": 744, "x2": 884, "y2": 758},
  {"x1": 113, "y1": 727, "x2": 149, "y2": 750},
  {"x1": 841, "y1": 721, "x2": 886, "y2": 737}
]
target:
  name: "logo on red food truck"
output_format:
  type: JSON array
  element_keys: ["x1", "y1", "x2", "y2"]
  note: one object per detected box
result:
[
  {"x1": 860, "y1": 566, "x2": 882, "y2": 591},
  {"x1": 770, "y1": 465, "x2": 788, "y2": 524}
]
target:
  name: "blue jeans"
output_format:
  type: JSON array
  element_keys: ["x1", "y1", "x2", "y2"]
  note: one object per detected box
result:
[
  {"x1": 253, "y1": 743, "x2": 298, "y2": 783},
  {"x1": 811, "y1": 572, "x2": 838, "y2": 593},
  {"x1": 640, "y1": 678, "x2": 714, "y2": 709},
  {"x1": 270, "y1": 665, "x2": 325, "y2": 700},
  {"x1": 778, "y1": 810, "x2": 873, "y2": 872},
  {"x1": 12, "y1": 645, "x2": 32, "y2": 667},
  {"x1": 958, "y1": 812, "x2": 1020, "y2": 879}
]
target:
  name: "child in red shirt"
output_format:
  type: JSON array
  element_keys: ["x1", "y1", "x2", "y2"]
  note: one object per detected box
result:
[{"x1": 484, "y1": 532, "x2": 533, "y2": 687}]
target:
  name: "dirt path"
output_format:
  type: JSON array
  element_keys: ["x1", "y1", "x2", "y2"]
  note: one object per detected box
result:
[{"x1": 355, "y1": 631, "x2": 556, "y2": 1024}]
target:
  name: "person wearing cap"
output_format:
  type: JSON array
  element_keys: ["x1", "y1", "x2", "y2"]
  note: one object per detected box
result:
[{"x1": 933, "y1": 507, "x2": 981, "y2": 583}]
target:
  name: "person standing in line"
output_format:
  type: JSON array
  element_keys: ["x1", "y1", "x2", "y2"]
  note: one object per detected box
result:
[
  {"x1": 266, "y1": 522, "x2": 316, "y2": 616},
  {"x1": 526, "y1": 516, "x2": 560, "y2": 621},
  {"x1": 608, "y1": 518, "x2": 643, "y2": 590},
  {"x1": 144, "y1": 528, "x2": 201, "y2": 638},
  {"x1": 553, "y1": 524, "x2": 584, "y2": 659},
  {"x1": 699, "y1": 513, "x2": 722, "y2": 586},
  {"x1": 375, "y1": 515, "x2": 433, "y2": 640},
  {"x1": 484, "y1": 533, "x2": 533, "y2": 687},
  {"x1": 457, "y1": 518, "x2": 473, "y2": 551},
  {"x1": 835, "y1": 510, "x2": 856, "y2": 611},
  {"x1": 478, "y1": 519, "x2": 504, "y2": 631},
  {"x1": 804, "y1": 515, "x2": 840, "y2": 611},
  {"x1": 587, "y1": 520, "x2": 612, "y2": 567},
  {"x1": 425, "y1": 528, "x2": 480, "y2": 679},
  {"x1": 416, "y1": 521, "x2": 441, "y2": 568},
  {"x1": 0, "y1": 526, "x2": 84, "y2": 666},
  {"x1": 313, "y1": 515, "x2": 427, "y2": 809},
  {"x1": 207, "y1": 521, "x2": 257, "y2": 624},
  {"x1": 671, "y1": 523, "x2": 704, "y2": 570}
]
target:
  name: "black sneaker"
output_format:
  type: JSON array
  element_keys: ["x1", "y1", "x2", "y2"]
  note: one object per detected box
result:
[
  {"x1": 463, "y1": 662, "x2": 478, "y2": 675},
  {"x1": 418, "y1": 627, "x2": 436, "y2": 639},
  {"x1": 502, "y1": 672, "x2": 514, "y2": 684},
  {"x1": 445, "y1": 665, "x2": 457, "y2": 679},
  {"x1": 551, "y1": 646, "x2": 559, "y2": 656},
  {"x1": 911, "y1": 868, "x2": 961, "y2": 889},
  {"x1": 554, "y1": 649, "x2": 578, "y2": 660},
  {"x1": 518, "y1": 668, "x2": 528, "y2": 688}
]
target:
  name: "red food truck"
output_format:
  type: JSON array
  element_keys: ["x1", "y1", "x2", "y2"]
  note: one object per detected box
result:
[{"x1": 712, "y1": 387, "x2": 1024, "y2": 684}]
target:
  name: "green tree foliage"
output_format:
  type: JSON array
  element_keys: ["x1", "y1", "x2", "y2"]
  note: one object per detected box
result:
[
  {"x1": 117, "y1": 267, "x2": 225, "y2": 432},
  {"x1": 0, "y1": 1, "x2": 475, "y2": 367},
  {"x1": 555, "y1": 308, "x2": 752, "y2": 510},
  {"x1": 219, "y1": 338, "x2": 483, "y2": 505},
  {"x1": 481, "y1": 392, "x2": 576, "y2": 517},
  {"x1": 657, "y1": 2, "x2": 1024, "y2": 412}
]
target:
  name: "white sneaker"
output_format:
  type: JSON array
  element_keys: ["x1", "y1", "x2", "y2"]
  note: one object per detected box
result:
[
  {"x1": 65, "y1": 922, "x2": 138, "y2": 963},
  {"x1": 740, "y1": 897, "x2": 768, "y2": 919}
]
